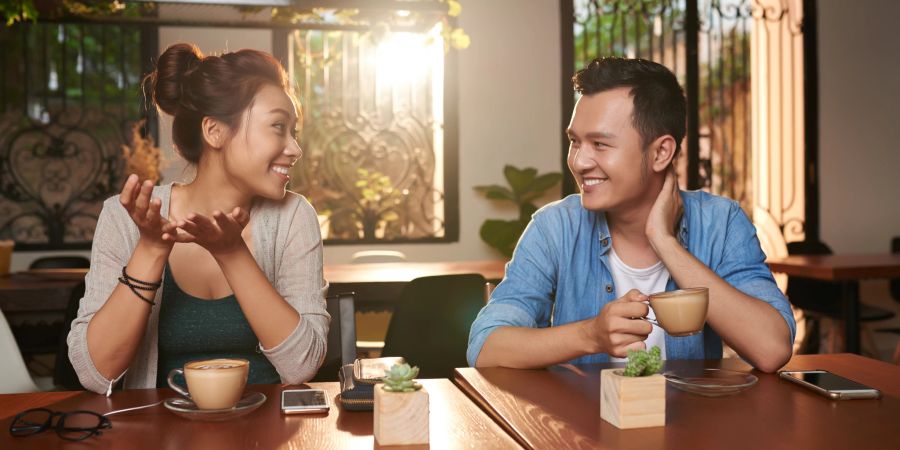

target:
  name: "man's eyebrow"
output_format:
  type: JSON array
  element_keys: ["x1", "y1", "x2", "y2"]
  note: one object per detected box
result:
[
  {"x1": 585, "y1": 131, "x2": 616, "y2": 139},
  {"x1": 566, "y1": 129, "x2": 616, "y2": 139}
]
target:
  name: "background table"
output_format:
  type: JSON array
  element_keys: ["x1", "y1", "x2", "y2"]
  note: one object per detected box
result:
[
  {"x1": 0, "y1": 379, "x2": 520, "y2": 449},
  {"x1": 455, "y1": 354, "x2": 900, "y2": 450},
  {"x1": 325, "y1": 260, "x2": 506, "y2": 311},
  {"x1": 767, "y1": 254, "x2": 900, "y2": 353}
]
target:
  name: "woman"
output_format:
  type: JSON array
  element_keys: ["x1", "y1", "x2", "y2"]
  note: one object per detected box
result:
[{"x1": 68, "y1": 43, "x2": 329, "y2": 394}]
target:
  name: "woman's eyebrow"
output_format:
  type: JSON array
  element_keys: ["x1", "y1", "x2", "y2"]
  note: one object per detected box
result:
[{"x1": 268, "y1": 108, "x2": 296, "y2": 119}]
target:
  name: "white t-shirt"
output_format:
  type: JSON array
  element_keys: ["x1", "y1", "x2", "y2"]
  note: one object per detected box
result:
[{"x1": 608, "y1": 247, "x2": 669, "y2": 361}]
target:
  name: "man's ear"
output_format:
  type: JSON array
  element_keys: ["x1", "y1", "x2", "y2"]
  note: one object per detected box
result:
[
  {"x1": 201, "y1": 116, "x2": 228, "y2": 150},
  {"x1": 647, "y1": 135, "x2": 677, "y2": 173}
]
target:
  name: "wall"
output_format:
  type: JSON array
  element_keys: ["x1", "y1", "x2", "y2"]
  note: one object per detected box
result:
[
  {"x1": 325, "y1": 0, "x2": 563, "y2": 263},
  {"x1": 818, "y1": 0, "x2": 900, "y2": 253},
  {"x1": 8, "y1": 1, "x2": 564, "y2": 268}
]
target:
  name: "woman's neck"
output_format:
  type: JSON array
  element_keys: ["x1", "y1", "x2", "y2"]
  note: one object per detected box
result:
[{"x1": 173, "y1": 163, "x2": 253, "y2": 219}]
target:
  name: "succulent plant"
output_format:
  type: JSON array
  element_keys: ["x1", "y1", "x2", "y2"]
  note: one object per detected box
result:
[
  {"x1": 381, "y1": 363, "x2": 422, "y2": 392},
  {"x1": 623, "y1": 346, "x2": 663, "y2": 377}
]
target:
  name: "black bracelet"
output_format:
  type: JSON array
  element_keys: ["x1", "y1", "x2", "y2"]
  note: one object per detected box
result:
[{"x1": 118, "y1": 267, "x2": 161, "y2": 306}]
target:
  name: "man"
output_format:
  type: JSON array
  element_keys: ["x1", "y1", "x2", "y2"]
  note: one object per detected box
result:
[{"x1": 467, "y1": 57, "x2": 794, "y2": 373}]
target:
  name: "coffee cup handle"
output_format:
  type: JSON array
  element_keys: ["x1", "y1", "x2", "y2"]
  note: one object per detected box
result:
[{"x1": 167, "y1": 368, "x2": 191, "y2": 399}]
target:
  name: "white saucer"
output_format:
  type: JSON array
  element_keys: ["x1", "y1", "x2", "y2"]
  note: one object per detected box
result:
[{"x1": 164, "y1": 391, "x2": 266, "y2": 421}]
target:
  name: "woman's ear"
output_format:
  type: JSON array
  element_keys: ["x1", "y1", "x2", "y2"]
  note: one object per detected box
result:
[
  {"x1": 201, "y1": 116, "x2": 228, "y2": 150},
  {"x1": 648, "y1": 135, "x2": 677, "y2": 173}
]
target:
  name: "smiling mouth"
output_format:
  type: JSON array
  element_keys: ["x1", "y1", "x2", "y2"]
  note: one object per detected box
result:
[
  {"x1": 582, "y1": 178, "x2": 608, "y2": 187},
  {"x1": 271, "y1": 165, "x2": 291, "y2": 179}
]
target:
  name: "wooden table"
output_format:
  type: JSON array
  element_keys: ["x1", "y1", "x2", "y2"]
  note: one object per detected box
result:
[
  {"x1": 325, "y1": 260, "x2": 506, "y2": 311},
  {"x1": 0, "y1": 379, "x2": 520, "y2": 449},
  {"x1": 0, "y1": 271, "x2": 85, "y2": 313},
  {"x1": 767, "y1": 253, "x2": 900, "y2": 353},
  {"x1": 455, "y1": 354, "x2": 900, "y2": 450}
]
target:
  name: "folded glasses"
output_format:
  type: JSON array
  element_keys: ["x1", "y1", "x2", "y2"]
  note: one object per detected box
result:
[{"x1": 9, "y1": 408, "x2": 112, "y2": 441}]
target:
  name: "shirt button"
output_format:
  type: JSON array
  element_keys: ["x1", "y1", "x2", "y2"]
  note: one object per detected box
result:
[
  {"x1": 601, "y1": 238, "x2": 609, "y2": 246},
  {"x1": 605, "y1": 284, "x2": 613, "y2": 293}
]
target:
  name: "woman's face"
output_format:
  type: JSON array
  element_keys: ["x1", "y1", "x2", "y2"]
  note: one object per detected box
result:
[{"x1": 221, "y1": 84, "x2": 302, "y2": 200}]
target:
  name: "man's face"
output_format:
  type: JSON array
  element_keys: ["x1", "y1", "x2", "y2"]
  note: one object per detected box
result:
[{"x1": 566, "y1": 87, "x2": 652, "y2": 213}]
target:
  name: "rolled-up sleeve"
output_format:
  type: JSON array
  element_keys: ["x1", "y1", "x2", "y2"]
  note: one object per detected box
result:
[
  {"x1": 716, "y1": 204, "x2": 796, "y2": 343},
  {"x1": 263, "y1": 198, "x2": 330, "y2": 384},
  {"x1": 467, "y1": 214, "x2": 559, "y2": 366}
]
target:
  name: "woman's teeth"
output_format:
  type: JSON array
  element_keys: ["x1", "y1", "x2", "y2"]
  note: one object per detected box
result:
[{"x1": 272, "y1": 166, "x2": 290, "y2": 175}]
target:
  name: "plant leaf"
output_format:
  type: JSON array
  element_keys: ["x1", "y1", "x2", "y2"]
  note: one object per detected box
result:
[
  {"x1": 480, "y1": 219, "x2": 527, "y2": 258},
  {"x1": 504, "y1": 165, "x2": 537, "y2": 197},
  {"x1": 474, "y1": 185, "x2": 516, "y2": 202}
]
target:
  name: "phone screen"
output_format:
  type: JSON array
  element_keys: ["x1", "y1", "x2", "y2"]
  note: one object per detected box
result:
[
  {"x1": 783, "y1": 371, "x2": 873, "y2": 391},
  {"x1": 282, "y1": 390, "x2": 327, "y2": 408}
]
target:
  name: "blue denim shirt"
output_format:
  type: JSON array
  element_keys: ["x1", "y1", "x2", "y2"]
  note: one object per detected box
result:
[{"x1": 467, "y1": 191, "x2": 795, "y2": 366}]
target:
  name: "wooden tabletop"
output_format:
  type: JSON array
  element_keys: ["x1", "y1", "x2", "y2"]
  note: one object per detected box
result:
[
  {"x1": 455, "y1": 354, "x2": 900, "y2": 450},
  {"x1": 0, "y1": 271, "x2": 85, "y2": 313},
  {"x1": 766, "y1": 253, "x2": 900, "y2": 281},
  {"x1": 0, "y1": 379, "x2": 520, "y2": 450},
  {"x1": 324, "y1": 260, "x2": 507, "y2": 284},
  {"x1": 325, "y1": 260, "x2": 506, "y2": 309}
]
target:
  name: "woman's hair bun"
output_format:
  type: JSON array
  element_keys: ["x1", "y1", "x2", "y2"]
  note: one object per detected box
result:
[{"x1": 145, "y1": 43, "x2": 203, "y2": 116}]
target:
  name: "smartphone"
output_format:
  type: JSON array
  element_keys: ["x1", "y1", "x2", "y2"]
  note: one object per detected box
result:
[
  {"x1": 779, "y1": 370, "x2": 881, "y2": 400},
  {"x1": 281, "y1": 389, "x2": 330, "y2": 414}
]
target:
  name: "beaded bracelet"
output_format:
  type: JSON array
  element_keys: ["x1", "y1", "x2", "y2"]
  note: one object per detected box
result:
[{"x1": 117, "y1": 267, "x2": 161, "y2": 306}]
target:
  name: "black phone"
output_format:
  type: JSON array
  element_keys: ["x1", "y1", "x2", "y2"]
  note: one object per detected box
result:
[
  {"x1": 281, "y1": 389, "x2": 330, "y2": 414},
  {"x1": 778, "y1": 370, "x2": 881, "y2": 400}
]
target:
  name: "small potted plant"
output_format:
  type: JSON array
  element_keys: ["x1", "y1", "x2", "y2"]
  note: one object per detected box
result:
[
  {"x1": 600, "y1": 346, "x2": 665, "y2": 429},
  {"x1": 374, "y1": 363, "x2": 429, "y2": 446}
]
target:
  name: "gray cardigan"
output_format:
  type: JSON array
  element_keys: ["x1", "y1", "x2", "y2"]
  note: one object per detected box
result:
[{"x1": 68, "y1": 184, "x2": 330, "y2": 394}]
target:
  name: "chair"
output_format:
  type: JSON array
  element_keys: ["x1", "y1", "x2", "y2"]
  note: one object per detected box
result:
[
  {"x1": 876, "y1": 236, "x2": 900, "y2": 335},
  {"x1": 311, "y1": 292, "x2": 357, "y2": 382},
  {"x1": 0, "y1": 308, "x2": 40, "y2": 393},
  {"x1": 381, "y1": 274, "x2": 486, "y2": 379},
  {"x1": 787, "y1": 240, "x2": 895, "y2": 353},
  {"x1": 29, "y1": 255, "x2": 90, "y2": 269},
  {"x1": 53, "y1": 281, "x2": 86, "y2": 390}
]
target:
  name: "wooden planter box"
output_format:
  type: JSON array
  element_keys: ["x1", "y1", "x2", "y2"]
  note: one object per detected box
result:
[
  {"x1": 374, "y1": 384, "x2": 429, "y2": 446},
  {"x1": 600, "y1": 369, "x2": 666, "y2": 429}
]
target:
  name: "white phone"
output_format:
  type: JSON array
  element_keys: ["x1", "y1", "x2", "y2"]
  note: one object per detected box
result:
[
  {"x1": 281, "y1": 389, "x2": 330, "y2": 414},
  {"x1": 779, "y1": 370, "x2": 881, "y2": 400}
]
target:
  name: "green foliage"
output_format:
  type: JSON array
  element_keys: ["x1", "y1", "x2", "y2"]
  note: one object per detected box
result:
[
  {"x1": 381, "y1": 363, "x2": 422, "y2": 393},
  {"x1": 1, "y1": 0, "x2": 37, "y2": 26},
  {"x1": 474, "y1": 165, "x2": 562, "y2": 258},
  {"x1": 623, "y1": 346, "x2": 663, "y2": 377}
]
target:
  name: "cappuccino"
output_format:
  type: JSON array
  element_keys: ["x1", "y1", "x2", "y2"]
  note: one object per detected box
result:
[
  {"x1": 649, "y1": 287, "x2": 709, "y2": 337},
  {"x1": 169, "y1": 358, "x2": 249, "y2": 410}
]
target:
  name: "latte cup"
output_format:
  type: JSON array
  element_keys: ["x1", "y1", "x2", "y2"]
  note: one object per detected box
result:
[
  {"x1": 648, "y1": 287, "x2": 709, "y2": 337},
  {"x1": 167, "y1": 358, "x2": 249, "y2": 410}
]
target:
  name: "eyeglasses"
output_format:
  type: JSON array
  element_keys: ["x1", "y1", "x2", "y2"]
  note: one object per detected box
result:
[{"x1": 9, "y1": 408, "x2": 112, "y2": 441}]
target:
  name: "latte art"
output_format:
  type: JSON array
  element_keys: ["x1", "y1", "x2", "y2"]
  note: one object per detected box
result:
[{"x1": 194, "y1": 363, "x2": 242, "y2": 370}]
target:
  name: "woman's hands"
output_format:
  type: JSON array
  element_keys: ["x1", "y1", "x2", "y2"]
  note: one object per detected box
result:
[
  {"x1": 172, "y1": 207, "x2": 251, "y2": 257},
  {"x1": 120, "y1": 175, "x2": 178, "y2": 253},
  {"x1": 119, "y1": 174, "x2": 250, "y2": 257}
]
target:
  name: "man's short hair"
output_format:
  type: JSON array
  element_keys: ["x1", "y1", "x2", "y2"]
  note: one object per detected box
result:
[{"x1": 572, "y1": 57, "x2": 686, "y2": 156}]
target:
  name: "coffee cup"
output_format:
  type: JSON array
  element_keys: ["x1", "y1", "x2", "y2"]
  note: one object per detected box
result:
[
  {"x1": 167, "y1": 358, "x2": 249, "y2": 410},
  {"x1": 648, "y1": 287, "x2": 709, "y2": 337}
]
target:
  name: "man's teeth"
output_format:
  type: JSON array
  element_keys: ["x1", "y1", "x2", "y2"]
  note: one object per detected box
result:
[
  {"x1": 584, "y1": 179, "x2": 606, "y2": 186},
  {"x1": 272, "y1": 166, "x2": 290, "y2": 175}
]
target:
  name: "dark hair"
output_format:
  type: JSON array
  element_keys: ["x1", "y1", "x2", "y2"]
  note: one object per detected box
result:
[
  {"x1": 572, "y1": 57, "x2": 686, "y2": 155},
  {"x1": 143, "y1": 43, "x2": 294, "y2": 164}
]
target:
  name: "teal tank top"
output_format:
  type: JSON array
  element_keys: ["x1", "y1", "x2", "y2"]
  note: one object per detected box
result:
[{"x1": 155, "y1": 265, "x2": 280, "y2": 388}]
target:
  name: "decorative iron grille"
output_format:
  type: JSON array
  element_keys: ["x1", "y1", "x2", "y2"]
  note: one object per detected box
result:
[
  {"x1": 284, "y1": 25, "x2": 455, "y2": 243},
  {"x1": 0, "y1": 22, "x2": 154, "y2": 250},
  {"x1": 569, "y1": 0, "x2": 754, "y2": 214}
]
